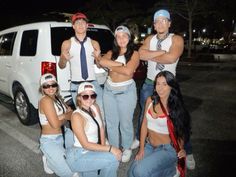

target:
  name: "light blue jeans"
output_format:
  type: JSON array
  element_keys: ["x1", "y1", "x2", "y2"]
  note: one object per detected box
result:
[
  {"x1": 39, "y1": 128, "x2": 74, "y2": 177},
  {"x1": 103, "y1": 80, "x2": 137, "y2": 149},
  {"x1": 71, "y1": 80, "x2": 104, "y2": 120},
  {"x1": 136, "y1": 80, "x2": 154, "y2": 139},
  {"x1": 128, "y1": 143, "x2": 177, "y2": 177},
  {"x1": 66, "y1": 147, "x2": 119, "y2": 177}
]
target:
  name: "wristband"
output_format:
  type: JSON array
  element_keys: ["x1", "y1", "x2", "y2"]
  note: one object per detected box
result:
[{"x1": 109, "y1": 145, "x2": 112, "y2": 152}]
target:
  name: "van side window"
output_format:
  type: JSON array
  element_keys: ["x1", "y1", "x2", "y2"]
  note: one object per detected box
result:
[
  {"x1": 20, "y1": 30, "x2": 38, "y2": 56},
  {"x1": 0, "y1": 32, "x2": 16, "y2": 56}
]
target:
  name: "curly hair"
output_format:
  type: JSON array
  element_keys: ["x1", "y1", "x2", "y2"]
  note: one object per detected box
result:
[
  {"x1": 151, "y1": 71, "x2": 191, "y2": 142},
  {"x1": 111, "y1": 33, "x2": 135, "y2": 63}
]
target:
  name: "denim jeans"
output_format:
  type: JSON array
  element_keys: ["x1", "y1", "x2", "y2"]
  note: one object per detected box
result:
[
  {"x1": 71, "y1": 80, "x2": 104, "y2": 120},
  {"x1": 39, "y1": 128, "x2": 74, "y2": 177},
  {"x1": 66, "y1": 147, "x2": 119, "y2": 177},
  {"x1": 136, "y1": 81, "x2": 154, "y2": 139},
  {"x1": 103, "y1": 81, "x2": 137, "y2": 149},
  {"x1": 128, "y1": 143, "x2": 177, "y2": 177}
]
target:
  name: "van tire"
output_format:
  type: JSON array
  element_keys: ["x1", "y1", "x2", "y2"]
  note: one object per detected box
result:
[{"x1": 13, "y1": 87, "x2": 38, "y2": 125}]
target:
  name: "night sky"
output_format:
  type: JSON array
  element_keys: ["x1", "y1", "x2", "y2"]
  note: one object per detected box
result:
[{"x1": 0, "y1": 0, "x2": 156, "y2": 30}]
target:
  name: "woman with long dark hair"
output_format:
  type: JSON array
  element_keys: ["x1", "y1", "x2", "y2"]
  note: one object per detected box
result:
[
  {"x1": 95, "y1": 25, "x2": 139, "y2": 162},
  {"x1": 128, "y1": 71, "x2": 191, "y2": 177}
]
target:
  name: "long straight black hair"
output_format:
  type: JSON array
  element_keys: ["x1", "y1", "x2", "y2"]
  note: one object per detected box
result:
[
  {"x1": 151, "y1": 71, "x2": 191, "y2": 142},
  {"x1": 111, "y1": 32, "x2": 135, "y2": 63}
]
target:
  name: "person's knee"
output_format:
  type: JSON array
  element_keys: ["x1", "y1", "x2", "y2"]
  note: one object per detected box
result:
[{"x1": 132, "y1": 163, "x2": 147, "y2": 177}]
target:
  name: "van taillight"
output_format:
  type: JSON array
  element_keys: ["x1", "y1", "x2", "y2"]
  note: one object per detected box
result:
[{"x1": 41, "y1": 62, "x2": 57, "y2": 78}]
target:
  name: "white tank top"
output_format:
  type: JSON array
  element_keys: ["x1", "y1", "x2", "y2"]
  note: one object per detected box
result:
[
  {"x1": 147, "y1": 33, "x2": 179, "y2": 81},
  {"x1": 69, "y1": 37, "x2": 96, "y2": 81},
  {"x1": 115, "y1": 55, "x2": 126, "y2": 65},
  {"x1": 146, "y1": 102, "x2": 169, "y2": 134},
  {"x1": 73, "y1": 105, "x2": 102, "y2": 147},
  {"x1": 38, "y1": 96, "x2": 66, "y2": 125}
]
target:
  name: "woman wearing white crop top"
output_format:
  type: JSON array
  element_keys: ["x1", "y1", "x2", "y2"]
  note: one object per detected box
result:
[
  {"x1": 66, "y1": 82, "x2": 121, "y2": 177},
  {"x1": 38, "y1": 73, "x2": 76, "y2": 177},
  {"x1": 128, "y1": 71, "x2": 191, "y2": 177},
  {"x1": 94, "y1": 25, "x2": 139, "y2": 163}
]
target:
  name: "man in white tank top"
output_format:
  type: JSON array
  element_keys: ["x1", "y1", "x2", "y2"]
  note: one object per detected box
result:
[
  {"x1": 133, "y1": 9, "x2": 195, "y2": 170},
  {"x1": 59, "y1": 12, "x2": 104, "y2": 117}
]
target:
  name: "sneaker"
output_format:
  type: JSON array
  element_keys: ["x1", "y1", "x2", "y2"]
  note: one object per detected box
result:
[
  {"x1": 131, "y1": 138, "x2": 140, "y2": 150},
  {"x1": 72, "y1": 172, "x2": 80, "y2": 177},
  {"x1": 186, "y1": 154, "x2": 196, "y2": 170},
  {"x1": 42, "y1": 155, "x2": 54, "y2": 174},
  {"x1": 122, "y1": 149, "x2": 132, "y2": 163},
  {"x1": 105, "y1": 138, "x2": 109, "y2": 145},
  {"x1": 173, "y1": 167, "x2": 180, "y2": 177}
]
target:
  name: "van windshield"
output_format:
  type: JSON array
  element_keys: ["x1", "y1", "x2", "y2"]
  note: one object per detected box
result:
[{"x1": 51, "y1": 27, "x2": 114, "y2": 56}]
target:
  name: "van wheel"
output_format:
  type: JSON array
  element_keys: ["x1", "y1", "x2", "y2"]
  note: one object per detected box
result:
[{"x1": 13, "y1": 87, "x2": 38, "y2": 125}]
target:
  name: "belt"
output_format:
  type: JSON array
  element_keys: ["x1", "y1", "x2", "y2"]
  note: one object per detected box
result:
[
  {"x1": 145, "y1": 78, "x2": 155, "y2": 84},
  {"x1": 71, "y1": 80, "x2": 94, "y2": 84}
]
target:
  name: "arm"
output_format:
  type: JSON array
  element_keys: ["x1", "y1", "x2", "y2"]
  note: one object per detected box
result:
[
  {"x1": 151, "y1": 35, "x2": 184, "y2": 64},
  {"x1": 109, "y1": 51, "x2": 140, "y2": 77},
  {"x1": 139, "y1": 35, "x2": 166, "y2": 61},
  {"x1": 177, "y1": 138, "x2": 186, "y2": 159},
  {"x1": 98, "y1": 50, "x2": 124, "y2": 68},
  {"x1": 58, "y1": 39, "x2": 71, "y2": 69},
  {"x1": 135, "y1": 97, "x2": 151, "y2": 160},
  {"x1": 91, "y1": 39, "x2": 102, "y2": 67},
  {"x1": 40, "y1": 97, "x2": 66, "y2": 129}
]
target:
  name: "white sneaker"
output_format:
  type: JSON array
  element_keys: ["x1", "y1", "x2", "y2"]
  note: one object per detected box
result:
[
  {"x1": 186, "y1": 154, "x2": 196, "y2": 170},
  {"x1": 105, "y1": 138, "x2": 109, "y2": 145},
  {"x1": 131, "y1": 138, "x2": 140, "y2": 150},
  {"x1": 173, "y1": 167, "x2": 180, "y2": 177},
  {"x1": 122, "y1": 149, "x2": 132, "y2": 163},
  {"x1": 42, "y1": 155, "x2": 54, "y2": 174},
  {"x1": 72, "y1": 172, "x2": 80, "y2": 177}
]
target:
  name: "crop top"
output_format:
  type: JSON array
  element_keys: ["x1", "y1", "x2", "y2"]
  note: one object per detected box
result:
[
  {"x1": 39, "y1": 96, "x2": 66, "y2": 125},
  {"x1": 146, "y1": 102, "x2": 169, "y2": 134},
  {"x1": 73, "y1": 105, "x2": 102, "y2": 147}
]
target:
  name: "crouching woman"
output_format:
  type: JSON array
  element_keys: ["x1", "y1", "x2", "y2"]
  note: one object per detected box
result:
[
  {"x1": 128, "y1": 71, "x2": 191, "y2": 177},
  {"x1": 66, "y1": 82, "x2": 122, "y2": 177}
]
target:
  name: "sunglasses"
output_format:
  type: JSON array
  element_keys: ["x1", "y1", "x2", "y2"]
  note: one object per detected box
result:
[
  {"x1": 43, "y1": 83, "x2": 58, "y2": 89},
  {"x1": 80, "y1": 93, "x2": 97, "y2": 100}
]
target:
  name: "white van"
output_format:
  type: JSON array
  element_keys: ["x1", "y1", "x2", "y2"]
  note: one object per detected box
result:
[{"x1": 0, "y1": 21, "x2": 113, "y2": 125}]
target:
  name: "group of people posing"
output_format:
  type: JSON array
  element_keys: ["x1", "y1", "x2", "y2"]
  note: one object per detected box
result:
[{"x1": 38, "y1": 9, "x2": 194, "y2": 177}]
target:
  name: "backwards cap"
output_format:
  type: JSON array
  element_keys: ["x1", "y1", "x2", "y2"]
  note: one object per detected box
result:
[
  {"x1": 114, "y1": 25, "x2": 131, "y2": 37},
  {"x1": 40, "y1": 73, "x2": 57, "y2": 86},
  {"x1": 153, "y1": 9, "x2": 171, "y2": 21},
  {"x1": 77, "y1": 82, "x2": 96, "y2": 95},
  {"x1": 72, "y1": 12, "x2": 88, "y2": 23}
]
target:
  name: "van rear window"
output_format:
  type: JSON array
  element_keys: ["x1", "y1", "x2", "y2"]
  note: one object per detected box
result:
[{"x1": 51, "y1": 27, "x2": 114, "y2": 56}]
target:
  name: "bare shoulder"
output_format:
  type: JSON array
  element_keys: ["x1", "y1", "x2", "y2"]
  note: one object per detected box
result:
[
  {"x1": 62, "y1": 39, "x2": 71, "y2": 48},
  {"x1": 172, "y1": 34, "x2": 184, "y2": 43},
  {"x1": 132, "y1": 50, "x2": 139, "y2": 57},
  {"x1": 91, "y1": 39, "x2": 100, "y2": 47},
  {"x1": 139, "y1": 34, "x2": 154, "y2": 49}
]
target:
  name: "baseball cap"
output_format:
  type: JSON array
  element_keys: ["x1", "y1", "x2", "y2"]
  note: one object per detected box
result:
[
  {"x1": 77, "y1": 82, "x2": 96, "y2": 95},
  {"x1": 114, "y1": 25, "x2": 131, "y2": 37},
  {"x1": 153, "y1": 9, "x2": 171, "y2": 21},
  {"x1": 71, "y1": 12, "x2": 88, "y2": 23},
  {"x1": 40, "y1": 73, "x2": 57, "y2": 86}
]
